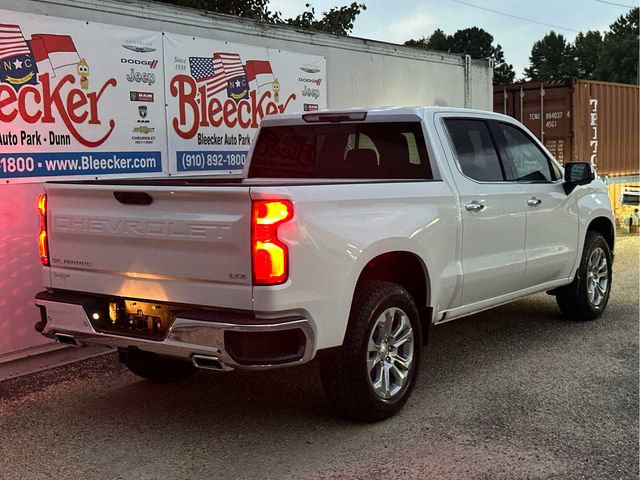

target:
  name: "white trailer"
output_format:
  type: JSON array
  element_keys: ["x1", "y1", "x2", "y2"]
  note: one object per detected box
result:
[{"x1": 0, "y1": 0, "x2": 492, "y2": 378}]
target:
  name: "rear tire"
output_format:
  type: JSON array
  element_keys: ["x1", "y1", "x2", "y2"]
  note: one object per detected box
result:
[
  {"x1": 320, "y1": 280, "x2": 422, "y2": 422},
  {"x1": 122, "y1": 350, "x2": 197, "y2": 383},
  {"x1": 556, "y1": 231, "x2": 612, "y2": 321}
]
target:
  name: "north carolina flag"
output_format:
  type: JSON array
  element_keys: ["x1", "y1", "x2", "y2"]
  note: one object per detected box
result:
[
  {"x1": 214, "y1": 52, "x2": 249, "y2": 102},
  {"x1": 244, "y1": 60, "x2": 274, "y2": 89},
  {"x1": 30, "y1": 34, "x2": 80, "y2": 70},
  {"x1": 28, "y1": 37, "x2": 54, "y2": 77}
]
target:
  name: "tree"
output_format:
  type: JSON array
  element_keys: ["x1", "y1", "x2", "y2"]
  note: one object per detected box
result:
[
  {"x1": 449, "y1": 27, "x2": 494, "y2": 59},
  {"x1": 404, "y1": 29, "x2": 449, "y2": 51},
  {"x1": 404, "y1": 27, "x2": 515, "y2": 84},
  {"x1": 155, "y1": 0, "x2": 281, "y2": 23},
  {"x1": 404, "y1": 28, "x2": 452, "y2": 52},
  {"x1": 595, "y1": 7, "x2": 639, "y2": 84},
  {"x1": 573, "y1": 30, "x2": 603, "y2": 79},
  {"x1": 525, "y1": 31, "x2": 575, "y2": 81},
  {"x1": 288, "y1": 2, "x2": 366, "y2": 36},
  {"x1": 152, "y1": 0, "x2": 366, "y2": 36},
  {"x1": 493, "y1": 45, "x2": 516, "y2": 84},
  {"x1": 426, "y1": 29, "x2": 450, "y2": 52},
  {"x1": 404, "y1": 37, "x2": 429, "y2": 48}
]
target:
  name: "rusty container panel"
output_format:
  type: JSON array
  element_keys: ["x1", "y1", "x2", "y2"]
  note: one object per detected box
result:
[
  {"x1": 571, "y1": 80, "x2": 639, "y2": 177},
  {"x1": 494, "y1": 80, "x2": 639, "y2": 174},
  {"x1": 494, "y1": 81, "x2": 573, "y2": 165}
]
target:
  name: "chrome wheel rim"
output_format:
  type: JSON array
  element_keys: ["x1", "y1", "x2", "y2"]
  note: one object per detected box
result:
[
  {"x1": 587, "y1": 247, "x2": 609, "y2": 307},
  {"x1": 367, "y1": 307, "x2": 414, "y2": 400}
]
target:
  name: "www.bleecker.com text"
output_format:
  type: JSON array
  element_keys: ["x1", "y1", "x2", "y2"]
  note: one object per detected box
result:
[
  {"x1": 0, "y1": 130, "x2": 72, "y2": 146},
  {"x1": 0, "y1": 153, "x2": 159, "y2": 176},
  {"x1": 76, "y1": 154, "x2": 157, "y2": 171}
]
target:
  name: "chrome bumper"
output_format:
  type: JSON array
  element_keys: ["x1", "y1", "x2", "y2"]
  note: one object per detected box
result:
[{"x1": 34, "y1": 292, "x2": 316, "y2": 371}]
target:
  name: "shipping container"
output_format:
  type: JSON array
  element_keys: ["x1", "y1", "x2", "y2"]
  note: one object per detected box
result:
[
  {"x1": 494, "y1": 79, "x2": 639, "y2": 178},
  {"x1": 0, "y1": 0, "x2": 493, "y2": 376}
]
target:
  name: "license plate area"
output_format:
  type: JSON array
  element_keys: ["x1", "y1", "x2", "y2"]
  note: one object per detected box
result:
[{"x1": 87, "y1": 299, "x2": 177, "y2": 340}]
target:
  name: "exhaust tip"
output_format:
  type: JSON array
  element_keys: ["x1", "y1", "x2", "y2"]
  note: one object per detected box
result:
[
  {"x1": 55, "y1": 333, "x2": 80, "y2": 347},
  {"x1": 192, "y1": 354, "x2": 232, "y2": 371}
]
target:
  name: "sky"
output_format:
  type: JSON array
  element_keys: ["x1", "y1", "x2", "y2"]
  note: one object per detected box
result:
[{"x1": 269, "y1": 0, "x2": 638, "y2": 78}]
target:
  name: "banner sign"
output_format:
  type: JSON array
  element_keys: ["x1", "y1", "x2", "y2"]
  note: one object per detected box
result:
[
  {"x1": 164, "y1": 33, "x2": 326, "y2": 175},
  {"x1": 0, "y1": 10, "x2": 167, "y2": 183},
  {"x1": 0, "y1": 11, "x2": 326, "y2": 183}
]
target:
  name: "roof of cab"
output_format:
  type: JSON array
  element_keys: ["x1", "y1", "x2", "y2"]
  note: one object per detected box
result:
[{"x1": 259, "y1": 105, "x2": 515, "y2": 125}]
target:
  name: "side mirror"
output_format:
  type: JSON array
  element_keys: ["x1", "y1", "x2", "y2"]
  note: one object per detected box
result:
[{"x1": 563, "y1": 162, "x2": 596, "y2": 194}]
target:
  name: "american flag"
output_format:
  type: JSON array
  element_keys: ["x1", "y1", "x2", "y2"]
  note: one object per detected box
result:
[
  {"x1": 0, "y1": 24, "x2": 30, "y2": 61},
  {"x1": 189, "y1": 52, "x2": 246, "y2": 96}
]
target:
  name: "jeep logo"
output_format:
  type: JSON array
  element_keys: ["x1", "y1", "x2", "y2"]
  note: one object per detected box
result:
[{"x1": 126, "y1": 68, "x2": 156, "y2": 86}]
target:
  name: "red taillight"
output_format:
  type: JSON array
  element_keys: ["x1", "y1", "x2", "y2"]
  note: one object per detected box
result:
[
  {"x1": 252, "y1": 200, "x2": 293, "y2": 285},
  {"x1": 37, "y1": 194, "x2": 49, "y2": 266}
]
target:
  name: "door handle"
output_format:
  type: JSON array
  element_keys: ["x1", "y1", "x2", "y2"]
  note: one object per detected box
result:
[
  {"x1": 465, "y1": 201, "x2": 485, "y2": 212},
  {"x1": 527, "y1": 197, "x2": 542, "y2": 207}
]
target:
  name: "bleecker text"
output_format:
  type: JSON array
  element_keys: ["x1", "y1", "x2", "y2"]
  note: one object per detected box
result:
[
  {"x1": 170, "y1": 75, "x2": 296, "y2": 139},
  {"x1": 0, "y1": 73, "x2": 117, "y2": 148}
]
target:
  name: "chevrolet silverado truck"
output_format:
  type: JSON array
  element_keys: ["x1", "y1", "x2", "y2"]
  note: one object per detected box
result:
[{"x1": 34, "y1": 107, "x2": 614, "y2": 421}]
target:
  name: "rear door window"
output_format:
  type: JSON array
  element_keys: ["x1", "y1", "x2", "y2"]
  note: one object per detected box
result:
[
  {"x1": 444, "y1": 119, "x2": 506, "y2": 182},
  {"x1": 249, "y1": 122, "x2": 432, "y2": 179}
]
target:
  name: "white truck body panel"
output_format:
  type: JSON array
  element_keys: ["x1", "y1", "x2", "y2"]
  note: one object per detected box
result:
[
  {"x1": 250, "y1": 180, "x2": 461, "y2": 348},
  {"x1": 35, "y1": 107, "x2": 615, "y2": 365},
  {"x1": 46, "y1": 184, "x2": 254, "y2": 309}
]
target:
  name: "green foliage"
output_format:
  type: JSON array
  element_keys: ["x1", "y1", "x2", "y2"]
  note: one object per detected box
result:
[
  {"x1": 573, "y1": 31, "x2": 603, "y2": 80},
  {"x1": 492, "y1": 45, "x2": 515, "y2": 84},
  {"x1": 524, "y1": 31, "x2": 575, "y2": 81},
  {"x1": 154, "y1": 0, "x2": 281, "y2": 22},
  {"x1": 404, "y1": 29, "x2": 450, "y2": 52},
  {"x1": 449, "y1": 27, "x2": 494, "y2": 59},
  {"x1": 152, "y1": 0, "x2": 365, "y2": 35},
  {"x1": 404, "y1": 27, "x2": 515, "y2": 85},
  {"x1": 404, "y1": 37, "x2": 429, "y2": 48},
  {"x1": 425, "y1": 29, "x2": 450, "y2": 52},
  {"x1": 526, "y1": 7, "x2": 638, "y2": 84},
  {"x1": 595, "y1": 7, "x2": 639, "y2": 84},
  {"x1": 287, "y1": 2, "x2": 366, "y2": 36}
]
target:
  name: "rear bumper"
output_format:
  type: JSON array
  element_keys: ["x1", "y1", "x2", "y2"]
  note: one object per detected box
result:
[{"x1": 34, "y1": 291, "x2": 316, "y2": 370}]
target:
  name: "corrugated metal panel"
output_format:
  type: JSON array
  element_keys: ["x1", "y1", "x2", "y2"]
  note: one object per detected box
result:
[
  {"x1": 494, "y1": 80, "x2": 639, "y2": 175},
  {"x1": 572, "y1": 80, "x2": 639, "y2": 177},
  {"x1": 494, "y1": 81, "x2": 573, "y2": 165}
]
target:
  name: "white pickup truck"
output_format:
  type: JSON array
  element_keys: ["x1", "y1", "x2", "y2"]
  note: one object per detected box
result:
[{"x1": 34, "y1": 107, "x2": 614, "y2": 421}]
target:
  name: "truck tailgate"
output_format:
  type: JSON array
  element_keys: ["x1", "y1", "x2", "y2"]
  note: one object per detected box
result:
[{"x1": 45, "y1": 183, "x2": 253, "y2": 310}]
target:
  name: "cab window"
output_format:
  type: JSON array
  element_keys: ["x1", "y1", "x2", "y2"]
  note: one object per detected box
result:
[
  {"x1": 498, "y1": 123, "x2": 561, "y2": 182},
  {"x1": 445, "y1": 119, "x2": 505, "y2": 182}
]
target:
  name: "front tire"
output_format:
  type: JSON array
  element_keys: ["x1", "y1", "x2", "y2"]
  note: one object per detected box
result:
[
  {"x1": 556, "y1": 231, "x2": 612, "y2": 321},
  {"x1": 122, "y1": 350, "x2": 197, "y2": 383},
  {"x1": 320, "y1": 281, "x2": 422, "y2": 422}
]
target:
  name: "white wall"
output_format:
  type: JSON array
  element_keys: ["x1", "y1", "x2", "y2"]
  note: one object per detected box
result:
[{"x1": 0, "y1": 183, "x2": 54, "y2": 361}]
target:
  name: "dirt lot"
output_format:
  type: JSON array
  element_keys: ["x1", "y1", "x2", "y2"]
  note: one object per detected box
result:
[{"x1": 1, "y1": 234, "x2": 638, "y2": 480}]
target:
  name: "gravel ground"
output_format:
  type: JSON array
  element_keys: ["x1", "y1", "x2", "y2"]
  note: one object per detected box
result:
[{"x1": 1, "y1": 234, "x2": 637, "y2": 480}]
